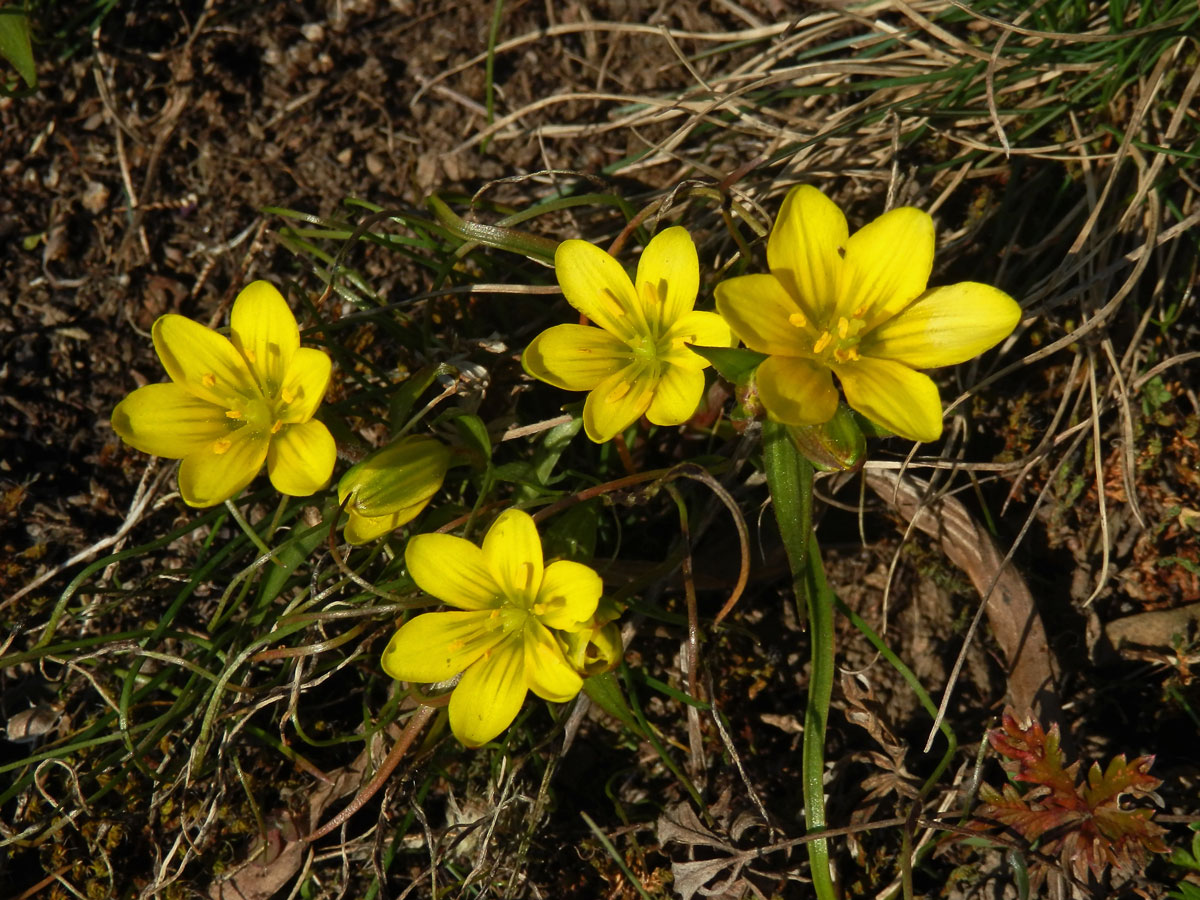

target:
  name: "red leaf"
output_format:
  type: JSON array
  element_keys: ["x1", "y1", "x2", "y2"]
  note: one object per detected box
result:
[{"x1": 974, "y1": 712, "x2": 1169, "y2": 884}]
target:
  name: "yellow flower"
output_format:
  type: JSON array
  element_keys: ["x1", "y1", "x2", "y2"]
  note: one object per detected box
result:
[
  {"x1": 382, "y1": 509, "x2": 602, "y2": 747},
  {"x1": 714, "y1": 186, "x2": 1021, "y2": 442},
  {"x1": 337, "y1": 436, "x2": 451, "y2": 545},
  {"x1": 111, "y1": 281, "x2": 335, "y2": 507},
  {"x1": 523, "y1": 226, "x2": 731, "y2": 443}
]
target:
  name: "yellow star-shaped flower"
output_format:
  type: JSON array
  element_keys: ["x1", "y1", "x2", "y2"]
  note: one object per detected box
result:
[
  {"x1": 382, "y1": 509, "x2": 602, "y2": 747},
  {"x1": 111, "y1": 281, "x2": 335, "y2": 506},
  {"x1": 523, "y1": 226, "x2": 731, "y2": 443},
  {"x1": 715, "y1": 186, "x2": 1021, "y2": 442}
]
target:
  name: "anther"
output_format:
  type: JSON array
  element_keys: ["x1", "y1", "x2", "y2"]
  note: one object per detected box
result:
[
  {"x1": 812, "y1": 331, "x2": 833, "y2": 354},
  {"x1": 606, "y1": 381, "x2": 631, "y2": 403},
  {"x1": 270, "y1": 421, "x2": 282, "y2": 434},
  {"x1": 225, "y1": 410, "x2": 243, "y2": 420},
  {"x1": 201, "y1": 373, "x2": 217, "y2": 388},
  {"x1": 837, "y1": 317, "x2": 850, "y2": 339},
  {"x1": 212, "y1": 439, "x2": 232, "y2": 455},
  {"x1": 281, "y1": 387, "x2": 296, "y2": 405},
  {"x1": 788, "y1": 312, "x2": 807, "y2": 328}
]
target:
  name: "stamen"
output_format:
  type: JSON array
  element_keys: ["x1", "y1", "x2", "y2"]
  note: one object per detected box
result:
[
  {"x1": 448, "y1": 639, "x2": 466, "y2": 651},
  {"x1": 281, "y1": 386, "x2": 296, "y2": 405},
  {"x1": 837, "y1": 317, "x2": 850, "y2": 339},
  {"x1": 516, "y1": 561, "x2": 535, "y2": 591},
  {"x1": 606, "y1": 381, "x2": 631, "y2": 403},
  {"x1": 270, "y1": 421, "x2": 282, "y2": 434},
  {"x1": 787, "y1": 312, "x2": 806, "y2": 329},
  {"x1": 812, "y1": 331, "x2": 833, "y2": 354},
  {"x1": 225, "y1": 410, "x2": 243, "y2": 420},
  {"x1": 201, "y1": 373, "x2": 217, "y2": 388},
  {"x1": 833, "y1": 347, "x2": 861, "y2": 363},
  {"x1": 212, "y1": 439, "x2": 232, "y2": 455},
  {"x1": 489, "y1": 609, "x2": 501, "y2": 619},
  {"x1": 242, "y1": 347, "x2": 257, "y2": 364}
]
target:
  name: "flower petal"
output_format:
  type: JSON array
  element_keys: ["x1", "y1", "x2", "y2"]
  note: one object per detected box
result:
[
  {"x1": 755, "y1": 355, "x2": 839, "y2": 426},
  {"x1": 766, "y1": 185, "x2": 848, "y2": 324},
  {"x1": 523, "y1": 620, "x2": 583, "y2": 703},
  {"x1": 840, "y1": 206, "x2": 933, "y2": 325},
  {"x1": 278, "y1": 347, "x2": 331, "y2": 424},
  {"x1": 664, "y1": 310, "x2": 733, "y2": 368},
  {"x1": 449, "y1": 636, "x2": 527, "y2": 746},
  {"x1": 111, "y1": 383, "x2": 227, "y2": 458},
  {"x1": 177, "y1": 426, "x2": 268, "y2": 507},
  {"x1": 153, "y1": 314, "x2": 260, "y2": 408},
  {"x1": 229, "y1": 281, "x2": 300, "y2": 397},
  {"x1": 406, "y1": 533, "x2": 501, "y2": 610},
  {"x1": 634, "y1": 226, "x2": 698, "y2": 332},
  {"x1": 554, "y1": 239, "x2": 644, "y2": 341},
  {"x1": 860, "y1": 282, "x2": 1021, "y2": 368},
  {"x1": 536, "y1": 559, "x2": 602, "y2": 631},
  {"x1": 646, "y1": 363, "x2": 704, "y2": 427},
  {"x1": 267, "y1": 418, "x2": 335, "y2": 496},
  {"x1": 381, "y1": 610, "x2": 502, "y2": 683},
  {"x1": 714, "y1": 274, "x2": 812, "y2": 356},
  {"x1": 483, "y1": 509, "x2": 544, "y2": 603},
  {"x1": 343, "y1": 504, "x2": 427, "y2": 545},
  {"x1": 835, "y1": 357, "x2": 943, "y2": 443},
  {"x1": 581, "y1": 364, "x2": 655, "y2": 443},
  {"x1": 522, "y1": 324, "x2": 628, "y2": 392}
]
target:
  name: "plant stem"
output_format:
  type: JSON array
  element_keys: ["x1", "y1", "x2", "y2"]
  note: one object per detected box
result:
[{"x1": 762, "y1": 423, "x2": 836, "y2": 900}]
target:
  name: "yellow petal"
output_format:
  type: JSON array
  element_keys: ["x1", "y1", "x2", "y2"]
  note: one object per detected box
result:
[
  {"x1": 483, "y1": 509, "x2": 544, "y2": 603},
  {"x1": 449, "y1": 636, "x2": 527, "y2": 747},
  {"x1": 755, "y1": 355, "x2": 839, "y2": 426},
  {"x1": 664, "y1": 310, "x2": 733, "y2": 368},
  {"x1": 229, "y1": 281, "x2": 300, "y2": 396},
  {"x1": 176, "y1": 426, "x2": 267, "y2": 507},
  {"x1": 535, "y1": 559, "x2": 602, "y2": 631},
  {"x1": 381, "y1": 610, "x2": 503, "y2": 682},
  {"x1": 835, "y1": 357, "x2": 943, "y2": 443},
  {"x1": 522, "y1": 324, "x2": 628, "y2": 391},
  {"x1": 634, "y1": 226, "x2": 698, "y2": 331},
  {"x1": 554, "y1": 239, "x2": 644, "y2": 341},
  {"x1": 153, "y1": 314, "x2": 260, "y2": 407},
  {"x1": 277, "y1": 347, "x2": 331, "y2": 423},
  {"x1": 266, "y1": 418, "x2": 335, "y2": 496},
  {"x1": 646, "y1": 363, "x2": 704, "y2": 427},
  {"x1": 406, "y1": 533, "x2": 501, "y2": 610},
  {"x1": 523, "y1": 620, "x2": 583, "y2": 703},
  {"x1": 766, "y1": 185, "x2": 847, "y2": 324},
  {"x1": 343, "y1": 505, "x2": 427, "y2": 545},
  {"x1": 111, "y1": 383, "x2": 227, "y2": 458},
  {"x1": 714, "y1": 274, "x2": 812, "y2": 356},
  {"x1": 581, "y1": 364, "x2": 655, "y2": 443},
  {"x1": 840, "y1": 206, "x2": 933, "y2": 326},
  {"x1": 860, "y1": 282, "x2": 1021, "y2": 368},
  {"x1": 338, "y1": 435, "x2": 449, "y2": 517}
]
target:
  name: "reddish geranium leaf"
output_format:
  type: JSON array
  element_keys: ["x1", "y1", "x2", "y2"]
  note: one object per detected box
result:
[{"x1": 974, "y1": 712, "x2": 1169, "y2": 886}]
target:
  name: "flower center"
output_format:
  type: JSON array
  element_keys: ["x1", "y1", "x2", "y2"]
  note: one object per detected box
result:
[{"x1": 791, "y1": 311, "x2": 867, "y2": 364}]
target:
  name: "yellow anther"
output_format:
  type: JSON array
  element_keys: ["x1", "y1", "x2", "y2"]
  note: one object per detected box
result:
[
  {"x1": 812, "y1": 331, "x2": 833, "y2": 354},
  {"x1": 787, "y1": 312, "x2": 806, "y2": 328},
  {"x1": 837, "y1": 317, "x2": 850, "y2": 339},
  {"x1": 225, "y1": 409, "x2": 243, "y2": 420},
  {"x1": 448, "y1": 639, "x2": 465, "y2": 651},
  {"x1": 280, "y1": 386, "x2": 296, "y2": 405},
  {"x1": 833, "y1": 347, "x2": 861, "y2": 363},
  {"x1": 242, "y1": 347, "x2": 257, "y2": 364},
  {"x1": 606, "y1": 381, "x2": 631, "y2": 403},
  {"x1": 852, "y1": 304, "x2": 868, "y2": 319},
  {"x1": 201, "y1": 373, "x2": 217, "y2": 388},
  {"x1": 489, "y1": 609, "x2": 501, "y2": 619},
  {"x1": 212, "y1": 439, "x2": 232, "y2": 455},
  {"x1": 270, "y1": 421, "x2": 282, "y2": 434}
]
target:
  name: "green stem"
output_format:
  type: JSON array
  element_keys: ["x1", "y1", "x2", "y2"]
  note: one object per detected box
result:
[{"x1": 762, "y1": 423, "x2": 836, "y2": 900}]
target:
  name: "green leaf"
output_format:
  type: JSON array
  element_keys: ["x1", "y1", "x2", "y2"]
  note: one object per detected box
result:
[
  {"x1": 0, "y1": 7, "x2": 36, "y2": 90},
  {"x1": 688, "y1": 344, "x2": 766, "y2": 386},
  {"x1": 582, "y1": 670, "x2": 642, "y2": 735}
]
